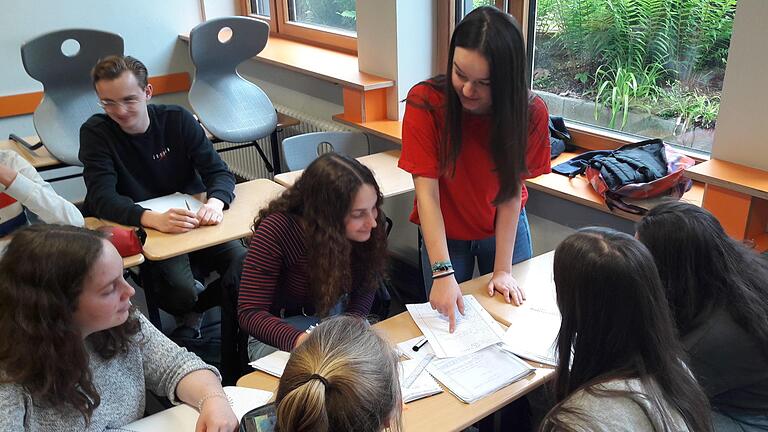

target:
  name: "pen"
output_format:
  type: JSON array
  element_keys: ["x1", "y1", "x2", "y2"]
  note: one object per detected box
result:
[
  {"x1": 185, "y1": 200, "x2": 191, "y2": 211},
  {"x1": 412, "y1": 338, "x2": 428, "y2": 352}
]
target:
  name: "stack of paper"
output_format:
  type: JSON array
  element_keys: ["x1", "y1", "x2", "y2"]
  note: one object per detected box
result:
[
  {"x1": 249, "y1": 350, "x2": 291, "y2": 378},
  {"x1": 400, "y1": 359, "x2": 443, "y2": 403},
  {"x1": 426, "y1": 345, "x2": 535, "y2": 404},
  {"x1": 406, "y1": 295, "x2": 505, "y2": 358},
  {"x1": 502, "y1": 305, "x2": 560, "y2": 366},
  {"x1": 123, "y1": 386, "x2": 273, "y2": 431}
]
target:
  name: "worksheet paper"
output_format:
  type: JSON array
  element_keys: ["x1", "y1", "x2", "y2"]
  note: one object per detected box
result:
[
  {"x1": 426, "y1": 345, "x2": 535, "y2": 404},
  {"x1": 137, "y1": 192, "x2": 203, "y2": 213},
  {"x1": 406, "y1": 295, "x2": 505, "y2": 358},
  {"x1": 400, "y1": 359, "x2": 444, "y2": 403},
  {"x1": 502, "y1": 305, "x2": 561, "y2": 366},
  {"x1": 396, "y1": 336, "x2": 436, "y2": 361},
  {"x1": 122, "y1": 386, "x2": 273, "y2": 431},
  {"x1": 249, "y1": 350, "x2": 291, "y2": 378}
]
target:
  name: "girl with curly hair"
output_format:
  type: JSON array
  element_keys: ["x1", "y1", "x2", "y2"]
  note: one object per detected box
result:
[
  {"x1": 238, "y1": 152, "x2": 387, "y2": 360},
  {"x1": 0, "y1": 224, "x2": 237, "y2": 431}
]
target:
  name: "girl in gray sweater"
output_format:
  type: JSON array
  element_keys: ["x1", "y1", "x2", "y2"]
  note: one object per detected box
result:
[{"x1": 0, "y1": 225, "x2": 238, "y2": 431}]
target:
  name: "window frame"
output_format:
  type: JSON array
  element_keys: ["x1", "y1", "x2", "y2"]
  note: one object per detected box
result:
[{"x1": 240, "y1": 0, "x2": 357, "y2": 53}]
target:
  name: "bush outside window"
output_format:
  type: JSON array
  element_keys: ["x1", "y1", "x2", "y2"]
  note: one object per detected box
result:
[{"x1": 532, "y1": 0, "x2": 737, "y2": 154}]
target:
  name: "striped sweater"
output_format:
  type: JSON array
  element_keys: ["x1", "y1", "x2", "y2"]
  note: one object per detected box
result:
[{"x1": 238, "y1": 212, "x2": 376, "y2": 351}]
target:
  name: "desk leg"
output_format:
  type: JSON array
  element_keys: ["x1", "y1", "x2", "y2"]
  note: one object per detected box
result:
[{"x1": 138, "y1": 263, "x2": 163, "y2": 329}]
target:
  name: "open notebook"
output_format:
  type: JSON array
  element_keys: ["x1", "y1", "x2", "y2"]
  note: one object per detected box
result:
[
  {"x1": 121, "y1": 386, "x2": 272, "y2": 431},
  {"x1": 400, "y1": 358, "x2": 443, "y2": 403},
  {"x1": 249, "y1": 350, "x2": 291, "y2": 378}
]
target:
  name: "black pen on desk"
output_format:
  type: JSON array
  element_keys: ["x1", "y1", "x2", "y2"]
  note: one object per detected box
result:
[
  {"x1": 185, "y1": 200, "x2": 191, "y2": 211},
  {"x1": 412, "y1": 338, "x2": 428, "y2": 352}
]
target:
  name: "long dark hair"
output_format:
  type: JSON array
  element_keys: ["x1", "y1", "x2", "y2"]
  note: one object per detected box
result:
[
  {"x1": 252, "y1": 153, "x2": 387, "y2": 315},
  {"x1": 542, "y1": 227, "x2": 711, "y2": 431},
  {"x1": 0, "y1": 225, "x2": 140, "y2": 422},
  {"x1": 637, "y1": 201, "x2": 768, "y2": 356},
  {"x1": 407, "y1": 6, "x2": 529, "y2": 204},
  {"x1": 275, "y1": 316, "x2": 402, "y2": 432}
]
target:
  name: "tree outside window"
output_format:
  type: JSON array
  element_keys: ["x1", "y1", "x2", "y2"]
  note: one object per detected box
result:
[{"x1": 288, "y1": 0, "x2": 357, "y2": 34}]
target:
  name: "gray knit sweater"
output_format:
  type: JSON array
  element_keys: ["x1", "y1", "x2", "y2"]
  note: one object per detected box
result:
[
  {"x1": 548, "y1": 378, "x2": 692, "y2": 431},
  {"x1": 0, "y1": 313, "x2": 218, "y2": 431}
]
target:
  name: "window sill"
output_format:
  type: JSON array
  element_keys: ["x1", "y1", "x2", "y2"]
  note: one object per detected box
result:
[{"x1": 178, "y1": 33, "x2": 392, "y2": 92}]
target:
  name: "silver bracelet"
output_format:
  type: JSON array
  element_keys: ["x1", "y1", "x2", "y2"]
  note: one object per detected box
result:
[{"x1": 196, "y1": 391, "x2": 232, "y2": 411}]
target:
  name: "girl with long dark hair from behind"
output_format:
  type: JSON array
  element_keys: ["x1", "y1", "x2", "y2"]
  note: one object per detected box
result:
[
  {"x1": 399, "y1": 6, "x2": 551, "y2": 332},
  {"x1": 238, "y1": 152, "x2": 388, "y2": 361},
  {"x1": 540, "y1": 227, "x2": 712, "y2": 431},
  {"x1": 637, "y1": 201, "x2": 768, "y2": 431}
]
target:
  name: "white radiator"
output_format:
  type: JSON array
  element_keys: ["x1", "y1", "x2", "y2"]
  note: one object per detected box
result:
[{"x1": 214, "y1": 104, "x2": 351, "y2": 180}]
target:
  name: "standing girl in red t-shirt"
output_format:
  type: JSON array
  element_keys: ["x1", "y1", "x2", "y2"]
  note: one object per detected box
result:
[{"x1": 399, "y1": 6, "x2": 551, "y2": 332}]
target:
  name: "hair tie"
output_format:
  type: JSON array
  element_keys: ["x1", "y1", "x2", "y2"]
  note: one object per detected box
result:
[{"x1": 308, "y1": 373, "x2": 329, "y2": 387}]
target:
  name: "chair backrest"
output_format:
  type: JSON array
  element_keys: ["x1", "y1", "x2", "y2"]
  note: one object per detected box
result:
[
  {"x1": 20, "y1": 29, "x2": 124, "y2": 166},
  {"x1": 281, "y1": 131, "x2": 370, "y2": 171},
  {"x1": 188, "y1": 16, "x2": 277, "y2": 143}
]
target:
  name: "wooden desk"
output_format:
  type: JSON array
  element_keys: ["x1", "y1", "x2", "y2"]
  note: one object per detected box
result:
[
  {"x1": 127, "y1": 179, "x2": 285, "y2": 261},
  {"x1": 236, "y1": 253, "x2": 558, "y2": 432},
  {"x1": 0, "y1": 135, "x2": 64, "y2": 170},
  {"x1": 84, "y1": 217, "x2": 145, "y2": 268},
  {"x1": 237, "y1": 311, "x2": 553, "y2": 432},
  {"x1": 273, "y1": 150, "x2": 414, "y2": 198}
]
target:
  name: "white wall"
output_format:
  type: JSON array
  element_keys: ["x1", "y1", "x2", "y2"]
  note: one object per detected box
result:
[{"x1": 711, "y1": 0, "x2": 768, "y2": 170}]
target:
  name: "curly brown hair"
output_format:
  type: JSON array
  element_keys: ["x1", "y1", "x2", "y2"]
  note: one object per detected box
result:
[
  {"x1": 252, "y1": 152, "x2": 388, "y2": 315},
  {"x1": 0, "y1": 225, "x2": 140, "y2": 423}
]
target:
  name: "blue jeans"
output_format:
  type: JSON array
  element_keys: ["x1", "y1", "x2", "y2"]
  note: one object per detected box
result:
[
  {"x1": 247, "y1": 300, "x2": 346, "y2": 361},
  {"x1": 421, "y1": 208, "x2": 533, "y2": 295},
  {"x1": 713, "y1": 409, "x2": 768, "y2": 432}
]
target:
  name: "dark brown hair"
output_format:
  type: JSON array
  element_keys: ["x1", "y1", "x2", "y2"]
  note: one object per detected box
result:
[
  {"x1": 541, "y1": 228, "x2": 712, "y2": 432},
  {"x1": 0, "y1": 225, "x2": 140, "y2": 422},
  {"x1": 91, "y1": 55, "x2": 149, "y2": 88},
  {"x1": 252, "y1": 153, "x2": 387, "y2": 315},
  {"x1": 276, "y1": 316, "x2": 401, "y2": 432},
  {"x1": 406, "y1": 6, "x2": 529, "y2": 204},
  {"x1": 637, "y1": 201, "x2": 768, "y2": 357}
]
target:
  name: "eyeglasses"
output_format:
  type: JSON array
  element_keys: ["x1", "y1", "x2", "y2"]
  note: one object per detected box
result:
[{"x1": 97, "y1": 98, "x2": 143, "y2": 110}]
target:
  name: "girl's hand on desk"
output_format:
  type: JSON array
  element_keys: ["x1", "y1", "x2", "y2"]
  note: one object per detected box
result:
[
  {"x1": 141, "y1": 209, "x2": 199, "y2": 233},
  {"x1": 487, "y1": 271, "x2": 525, "y2": 306},
  {"x1": 430, "y1": 275, "x2": 465, "y2": 333},
  {"x1": 197, "y1": 198, "x2": 224, "y2": 226},
  {"x1": 195, "y1": 396, "x2": 239, "y2": 432}
]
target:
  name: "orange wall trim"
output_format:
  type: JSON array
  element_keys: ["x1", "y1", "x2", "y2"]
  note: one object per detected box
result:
[{"x1": 0, "y1": 72, "x2": 191, "y2": 119}]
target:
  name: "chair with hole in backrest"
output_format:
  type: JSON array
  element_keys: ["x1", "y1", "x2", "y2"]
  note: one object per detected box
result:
[
  {"x1": 20, "y1": 29, "x2": 124, "y2": 166},
  {"x1": 188, "y1": 17, "x2": 280, "y2": 173},
  {"x1": 281, "y1": 131, "x2": 370, "y2": 171}
]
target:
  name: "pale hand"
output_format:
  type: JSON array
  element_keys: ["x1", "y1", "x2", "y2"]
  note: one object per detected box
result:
[
  {"x1": 0, "y1": 163, "x2": 18, "y2": 188},
  {"x1": 195, "y1": 396, "x2": 239, "y2": 432},
  {"x1": 487, "y1": 270, "x2": 526, "y2": 306},
  {"x1": 142, "y1": 208, "x2": 200, "y2": 233},
  {"x1": 293, "y1": 332, "x2": 310, "y2": 349},
  {"x1": 429, "y1": 275, "x2": 465, "y2": 333},
  {"x1": 197, "y1": 198, "x2": 225, "y2": 226}
]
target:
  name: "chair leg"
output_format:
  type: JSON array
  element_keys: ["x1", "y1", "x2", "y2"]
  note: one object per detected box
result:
[{"x1": 269, "y1": 130, "x2": 282, "y2": 175}]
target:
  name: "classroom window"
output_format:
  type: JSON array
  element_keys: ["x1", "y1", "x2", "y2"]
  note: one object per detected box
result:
[
  {"x1": 457, "y1": 0, "x2": 499, "y2": 19},
  {"x1": 243, "y1": 0, "x2": 357, "y2": 52},
  {"x1": 531, "y1": 0, "x2": 738, "y2": 154}
]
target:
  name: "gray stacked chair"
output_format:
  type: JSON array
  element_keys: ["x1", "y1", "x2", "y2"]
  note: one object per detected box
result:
[
  {"x1": 281, "y1": 131, "x2": 370, "y2": 171},
  {"x1": 20, "y1": 29, "x2": 124, "y2": 166},
  {"x1": 188, "y1": 16, "x2": 280, "y2": 173}
]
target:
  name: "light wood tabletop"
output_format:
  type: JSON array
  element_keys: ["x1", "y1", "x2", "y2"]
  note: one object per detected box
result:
[
  {"x1": 95, "y1": 179, "x2": 286, "y2": 261},
  {"x1": 236, "y1": 252, "x2": 559, "y2": 432},
  {"x1": 0, "y1": 135, "x2": 64, "y2": 170},
  {"x1": 273, "y1": 150, "x2": 414, "y2": 198}
]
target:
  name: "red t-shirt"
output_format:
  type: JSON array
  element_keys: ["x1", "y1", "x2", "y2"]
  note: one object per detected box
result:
[{"x1": 398, "y1": 83, "x2": 551, "y2": 240}]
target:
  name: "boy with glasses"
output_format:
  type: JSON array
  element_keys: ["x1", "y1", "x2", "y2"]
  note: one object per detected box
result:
[{"x1": 79, "y1": 55, "x2": 245, "y2": 338}]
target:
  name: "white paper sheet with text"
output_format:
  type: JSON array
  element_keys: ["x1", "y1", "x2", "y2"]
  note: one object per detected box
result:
[
  {"x1": 502, "y1": 304, "x2": 561, "y2": 366},
  {"x1": 137, "y1": 192, "x2": 203, "y2": 213},
  {"x1": 406, "y1": 295, "x2": 505, "y2": 358},
  {"x1": 249, "y1": 350, "x2": 291, "y2": 378}
]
